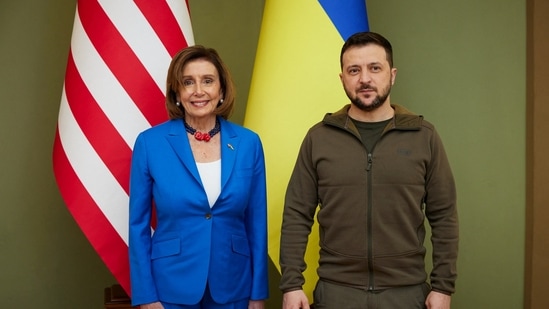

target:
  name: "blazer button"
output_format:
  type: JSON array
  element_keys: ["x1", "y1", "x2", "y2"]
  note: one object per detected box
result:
[{"x1": 205, "y1": 213, "x2": 212, "y2": 219}]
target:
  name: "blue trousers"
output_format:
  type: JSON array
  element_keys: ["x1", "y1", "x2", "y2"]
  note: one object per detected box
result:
[{"x1": 161, "y1": 285, "x2": 249, "y2": 309}]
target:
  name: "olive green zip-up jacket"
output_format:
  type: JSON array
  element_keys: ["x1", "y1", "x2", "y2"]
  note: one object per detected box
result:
[{"x1": 279, "y1": 104, "x2": 458, "y2": 295}]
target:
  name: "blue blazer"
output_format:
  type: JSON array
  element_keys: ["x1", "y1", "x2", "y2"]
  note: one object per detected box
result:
[{"x1": 129, "y1": 117, "x2": 269, "y2": 306}]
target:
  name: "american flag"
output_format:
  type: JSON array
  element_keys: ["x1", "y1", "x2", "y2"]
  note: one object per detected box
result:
[{"x1": 52, "y1": 0, "x2": 194, "y2": 294}]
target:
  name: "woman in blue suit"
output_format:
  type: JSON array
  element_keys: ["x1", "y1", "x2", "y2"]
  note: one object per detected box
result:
[{"x1": 129, "y1": 45, "x2": 268, "y2": 309}]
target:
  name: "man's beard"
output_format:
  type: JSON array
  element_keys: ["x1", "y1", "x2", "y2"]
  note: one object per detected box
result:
[{"x1": 348, "y1": 84, "x2": 391, "y2": 112}]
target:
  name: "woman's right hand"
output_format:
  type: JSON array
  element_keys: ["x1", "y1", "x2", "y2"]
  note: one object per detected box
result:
[{"x1": 140, "y1": 301, "x2": 164, "y2": 309}]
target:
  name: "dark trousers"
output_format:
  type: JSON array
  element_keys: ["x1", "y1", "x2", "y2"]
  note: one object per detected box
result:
[{"x1": 313, "y1": 280, "x2": 431, "y2": 309}]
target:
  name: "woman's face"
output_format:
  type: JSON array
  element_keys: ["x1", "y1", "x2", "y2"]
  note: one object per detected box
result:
[{"x1": 176, "y1": 59, "x2": 222, "y2": 121}]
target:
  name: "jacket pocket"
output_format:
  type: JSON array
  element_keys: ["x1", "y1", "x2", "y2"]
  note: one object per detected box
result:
[
  {"x1": 231, "y1": 235, "x2": 250, "y2": 257},
  {"x1": 151, "y1": 237, "x2": 180, "y2": 259}
]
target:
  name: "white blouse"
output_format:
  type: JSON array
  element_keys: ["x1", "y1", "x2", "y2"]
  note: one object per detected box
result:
[{"x1": 196, "y1": 159, "x2": 221, "y2": 208}]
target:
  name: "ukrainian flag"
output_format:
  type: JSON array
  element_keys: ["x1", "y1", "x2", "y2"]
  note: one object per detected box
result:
[{"x1": 244, "y1": 0, "x2": 369, "y2": 301}]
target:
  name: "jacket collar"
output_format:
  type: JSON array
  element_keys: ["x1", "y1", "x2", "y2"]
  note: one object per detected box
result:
[
  {"x1": 323, "y1": 104, "x2": 423, "y2": 133},
  {"x1": 165, "y1": 117, "x2": 240, "y2": 190}
]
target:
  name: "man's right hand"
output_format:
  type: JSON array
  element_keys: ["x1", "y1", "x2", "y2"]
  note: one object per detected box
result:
[{"x1": 283, "y1": 290, "x2": 310, "y2": 309}]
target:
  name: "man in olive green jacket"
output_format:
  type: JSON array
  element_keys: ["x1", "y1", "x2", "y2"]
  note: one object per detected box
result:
[{"x1": 279, "y1": 32, "x2": 458, "y2": 309}]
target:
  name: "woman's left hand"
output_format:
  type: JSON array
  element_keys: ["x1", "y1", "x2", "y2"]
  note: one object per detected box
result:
[{"x1": 248, "y1": 300, "x2": 265, "y2": 309}]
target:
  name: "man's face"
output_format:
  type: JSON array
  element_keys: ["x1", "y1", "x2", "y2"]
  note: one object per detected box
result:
[{"x1": 339, "y1": 44, "x2": 397, "y2": 112}]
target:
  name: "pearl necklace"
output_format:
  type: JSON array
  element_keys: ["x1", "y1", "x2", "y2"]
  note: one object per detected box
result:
[{"x1": 183, "y1": 118, "x2": 220, "y2": 142}]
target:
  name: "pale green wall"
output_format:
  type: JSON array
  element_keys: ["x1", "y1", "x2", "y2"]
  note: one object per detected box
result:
[
  {"x1": 367, "y1": 1, "x2": 526, "y2": 308},
  {"x1": 0, "y1": 0, "x2": 525, "y2": 308}
]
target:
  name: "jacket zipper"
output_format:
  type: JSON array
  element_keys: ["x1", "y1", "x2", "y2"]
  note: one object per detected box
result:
[{"x1": 366, "y1": 152, "x2": 374, "y2": 291}]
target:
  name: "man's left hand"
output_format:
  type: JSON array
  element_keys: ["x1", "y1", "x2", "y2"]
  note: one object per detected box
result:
[{"x1": 425, "y1": 291, "x2": 451, "y2": 309}]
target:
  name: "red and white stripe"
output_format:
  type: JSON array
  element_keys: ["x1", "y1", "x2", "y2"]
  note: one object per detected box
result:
[{"x1": 52, "y1": 0, "x2": 193, "y2": 294}]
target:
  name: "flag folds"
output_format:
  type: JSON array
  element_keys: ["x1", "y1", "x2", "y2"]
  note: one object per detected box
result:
[
  {"x1": 244, "y1": 0, "x2": 369, "y2": 300},
  {"x1": 52, "y1": 0, "x2": 193, "y2": 293}
]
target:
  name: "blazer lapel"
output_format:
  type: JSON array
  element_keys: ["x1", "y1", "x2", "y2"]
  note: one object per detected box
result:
[
  {"x1": 165, "y1": 119, "x2": 202, "y2": 185},
  {"x1": 219, "y1": 118, "x2": 240, "y2": 190}
]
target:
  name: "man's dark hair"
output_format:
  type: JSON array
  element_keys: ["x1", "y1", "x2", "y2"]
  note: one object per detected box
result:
[{"x1": 340, "y1": 32, "x2": 394, "y2": 68}]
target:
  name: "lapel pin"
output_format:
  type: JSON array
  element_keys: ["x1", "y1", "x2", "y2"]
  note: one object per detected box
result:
[{"x1": 227, "y1": 144, "x2": 234, "y2": 150}]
